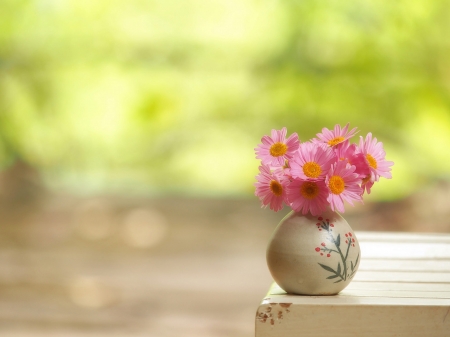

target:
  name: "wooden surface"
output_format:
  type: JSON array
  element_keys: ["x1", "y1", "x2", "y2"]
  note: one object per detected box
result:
[
  {"x1": 256, "y1": 232, "x2": 450, "y2": 337},
  {"x1": 0, "y1": 189, "x2": 449, "y2": 337},
  {"x1": 0, "y1": 196, "x2": 279, "y2": 337}
]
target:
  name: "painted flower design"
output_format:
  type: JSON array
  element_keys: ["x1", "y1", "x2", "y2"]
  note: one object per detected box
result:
[
  {"x1": 255, "y1": 128, "x2": 300, "y2": 167},
  {"x1": 326, "y1": 161, "x2": 363, "y2": 213},
  {"x1": 286, "y1": 179, "x2": 329, "y2": 216},
  {"x1": 289, "y1": 142, "x2": 336, "y2": 181},
  {"x1": 315, "y1": 123, "x2": 359, "y2": 147},
  {"x1": 314, "y1": 217, "x2": 360, "y2": 282},
  {"x1": 254, "y1": 165, "x2": 288, "y2": 212}
]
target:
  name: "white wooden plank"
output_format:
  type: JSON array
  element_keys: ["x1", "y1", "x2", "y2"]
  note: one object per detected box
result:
[
  {"x1": 265, "y1": 283, "x2": 450, "y2": 306},
  {"x1": 359, "y1": 242, "x2": 450, "y2": 259},
  {"x1": 356, "y1": 231, "x2": 450, "y2": 243},
  {"x1": 338, "y1": 289, "x2": 450, "y2": 299},
  {"x1": 358, "y1": 259, "x2": 450, "y2": 272},
  {"x1": 353, "y1": 271, "x2": 450, "y2": 283},
  {"x1": 347, "y1": 281, "x2": 450, "y2": 292},
  {"x1": 256, "y1": 302, "x2": 450, "y2": 337},
  {"x1": 262, "y1": 293, "x2": 450, "y2": 306}
]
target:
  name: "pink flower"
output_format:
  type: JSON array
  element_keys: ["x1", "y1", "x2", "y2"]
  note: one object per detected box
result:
[
  {"x1": 253, "y1": 125, "x2": 393, "y2": 214},
  {"x1": 254, "y1": 165, "x2": 288, "y2": 212},
  {"x1": 325, "y1": 161, "x2": 363, "y2": 213},
  {"x1": 358, "y1": 133, "x2": 394, "y2": 181},
  {"x1": 315, "y1": 123, "x2": 359, "y2": 147},
  {"x1": 334, "y1": 140, "x2": 370, "y2": 179},
  {"x1": 286, "y1": 178, "x2": 329, "y2": 216},
  {"x1": 290, "y1": 142, "x2": 336, "y2": 180},
  {"x1": 255, "y1": 128, "x2": 300, "y2": 167},
  {"x1": 361, "y1": 174, "x2": 375, "y2": 195}
]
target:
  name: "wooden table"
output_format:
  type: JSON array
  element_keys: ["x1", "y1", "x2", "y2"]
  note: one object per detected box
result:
[{"x1": 255, "y1": 232, "x2": 450, "y2": 337}]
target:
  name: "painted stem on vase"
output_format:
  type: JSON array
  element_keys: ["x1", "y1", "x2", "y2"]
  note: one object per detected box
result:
[{"x1": 314, "y1": 217, "x2": 359, "y2": 283}]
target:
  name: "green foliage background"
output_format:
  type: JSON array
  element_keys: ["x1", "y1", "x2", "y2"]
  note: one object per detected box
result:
[{"x1": 1, "y1": 0, "x2": 450, "y2": 200}]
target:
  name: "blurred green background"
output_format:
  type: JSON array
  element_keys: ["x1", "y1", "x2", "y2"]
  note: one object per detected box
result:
[{"x1": 1, "y1": 0, "x2": 450, "y2": 201}]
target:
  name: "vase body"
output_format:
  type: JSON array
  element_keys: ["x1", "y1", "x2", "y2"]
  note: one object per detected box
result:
[{"x1": 266, "y1": 209, "x2": 360, "y2": 295}]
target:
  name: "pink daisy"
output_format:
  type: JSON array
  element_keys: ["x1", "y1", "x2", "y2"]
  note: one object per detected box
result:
[
  {"x1": 357, "y1": 133, "x2": 394, "y2": 181},
  {"x1": 315, "y1": 123, "x2": 359, "y2": 147},
  {"x1": 289, "y1": 142, "x2": 336, "y2": 181},
  {"x1": 325, "y1": 161, "x2": 363, "y2": 213},
  {"x1": 255, "y1": 128, "x2": 300, "y2": 167},
  {"x1": 361, "y1": 174, "x2": 375, "y2": 195},
  {"x1": 286, "y1": 178, "x2": 329, "y2": 216},
  {"x1": 334, "y1": 140, "x2": 370, "y2": 179},
  {"x1": 254, "y1": 165, "x2": 288, "y2": 212}
]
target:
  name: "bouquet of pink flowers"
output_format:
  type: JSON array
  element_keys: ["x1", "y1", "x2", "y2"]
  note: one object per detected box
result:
[{"x1": 254, "y1": 124, "x2": 394, "y2": 215}]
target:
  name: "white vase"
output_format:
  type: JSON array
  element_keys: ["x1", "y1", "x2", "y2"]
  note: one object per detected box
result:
[{"x1": 266, "y1": 209, "x2": 360, "y2": 295}]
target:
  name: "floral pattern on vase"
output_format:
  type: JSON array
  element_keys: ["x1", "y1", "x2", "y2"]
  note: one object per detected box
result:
[{"x1": 314, "y1": 217, "x2": 359, "y2": 283}]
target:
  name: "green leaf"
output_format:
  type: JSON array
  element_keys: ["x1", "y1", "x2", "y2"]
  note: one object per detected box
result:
[
  {"x1": 337, "y1": 262, "x2": 341, "y2": 275},
  {"x1": 318, "y1": 263, "x2": 336, "y2": 274},
  {"x1": 327, "y1": 274, "x2": 339, "y2": 279},
  {"x1": 351, "y1": 260, "x2": 354, "y2": 272},
  {"x1": 334, "y1": 279, "x2": 343, "y2": 283},
  {"x1": 336, "y1": 234, "x2": 341, "y2": 247},
  {"x1": 354, "y1": 254, "x2": 359, "y2": 268}
]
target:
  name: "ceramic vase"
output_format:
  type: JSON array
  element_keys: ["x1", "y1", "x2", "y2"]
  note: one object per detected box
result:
[{"x1": 266, "y1": 209, "x2": 360, "y2": 295}]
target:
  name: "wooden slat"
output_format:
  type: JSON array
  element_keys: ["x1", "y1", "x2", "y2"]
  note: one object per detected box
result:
[
  {"x1": 356, "y1": 232, "x2": 450, "y2": 244},
  {"x1": 358, "y1": 259, "x2": 450, "y2": 272},
  {"x1": 338, "y1": 289, "x2": 450, "y2": 299},
  {"x1": 256, "y1": 301, "x2": 450, "y2": 337},
  {"x1": 359, "y1": 242, "x2": 450, "y2": 259},
  {"x1": 347, "y1": 281, "x2": 450, "y2": 292},
  {"x1": 262, "y1": 291, "x2": 450, "y2": 306},
  {"x1": 267, "y1": 283, "x2": 450, "y2": 303},
  {"x1": 353, "y1": 271, "x2": 450, "y2": 283},
  {"x1": 270, "y1": 281, "x2": 450, "y2": 295}
]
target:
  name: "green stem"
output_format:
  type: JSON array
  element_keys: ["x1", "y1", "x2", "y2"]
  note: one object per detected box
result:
[
  {"x1": 344, "y1": 239, "x2": 351, "y2": 261},
  {"x1": 332, "y1": 236, "x2": 347, "y2": 281},
  {"x1": 324, "y1": 221, "x2": 347, "y2": 281}
]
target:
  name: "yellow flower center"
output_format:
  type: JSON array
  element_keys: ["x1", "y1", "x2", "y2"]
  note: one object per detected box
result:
[
  {"x1": 328, "y1": 175, "x2": 345, "y2": 194},
  {"x1": 300, "y1": 182, "x2": 319, "y2": 199},
  {"x1": 269, "y1": 142, "x2": 287, "y2": 157},
  {"x1": 303, "y1": 162, "x2": 322, "y2": 178},
  {"x1": 327, "y1": 136, "x2": 345, "y2": 146},
  {"x1": 270, "y1": 180, "x2": 283, "y2": 196},
  {"x1": 366, "y1": 154, "x2": 377, "y2": 169}
]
